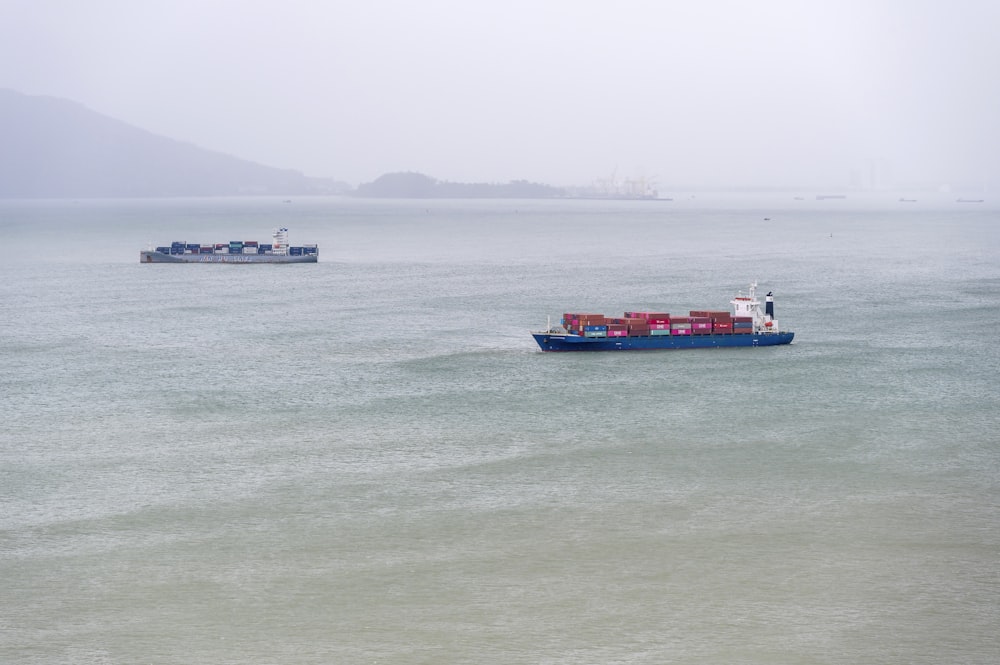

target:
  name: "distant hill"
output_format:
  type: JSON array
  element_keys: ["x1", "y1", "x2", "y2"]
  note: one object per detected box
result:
[
  {"x1": 355, "y1": 171, "x2": 565, "y2": 198},
  {"x1": 0, "y1": 89, "x2": 347, "y2": 198}
]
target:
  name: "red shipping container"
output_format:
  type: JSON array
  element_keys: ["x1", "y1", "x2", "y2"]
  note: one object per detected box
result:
[{"x1": 671, "y1": 328, "x2": 692, "y2": 335}]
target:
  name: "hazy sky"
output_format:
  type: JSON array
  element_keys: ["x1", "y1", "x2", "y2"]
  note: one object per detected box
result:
[{"x1": 2, "y1": 0, "x2": 998, "y2": 189}]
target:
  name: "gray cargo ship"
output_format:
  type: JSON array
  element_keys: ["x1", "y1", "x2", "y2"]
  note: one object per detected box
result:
[{"x1": 141, "y1": 228, "x2": 317, "y2": 263}]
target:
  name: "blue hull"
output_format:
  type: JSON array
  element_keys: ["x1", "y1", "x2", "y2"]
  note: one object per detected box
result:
[{"x1": 532, "y1": 331, "x2": 794, "y2": 351}]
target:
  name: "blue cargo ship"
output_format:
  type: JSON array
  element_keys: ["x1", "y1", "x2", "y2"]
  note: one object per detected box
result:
[
  {"x1": 141, "y1": 228, "x2": 317, "y2": 263},
  {"x1": 532, "y1": 282, "x2": 794, "y2": 351}
]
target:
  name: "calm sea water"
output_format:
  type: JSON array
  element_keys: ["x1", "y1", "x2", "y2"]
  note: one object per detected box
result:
[{"x1": 2, "y1": 194, "x2": 998, "y2": 664}]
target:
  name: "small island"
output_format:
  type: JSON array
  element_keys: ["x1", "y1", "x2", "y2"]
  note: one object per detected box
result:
[
  {"x1": 353, "y1": 171, "x2": 666, "y2": 200},
  {"x1": 354, "y1": 172, "x2": 565, "y2": 199}
]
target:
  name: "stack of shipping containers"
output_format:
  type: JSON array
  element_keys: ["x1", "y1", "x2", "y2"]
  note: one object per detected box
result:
[
  {"x1": 160, "y1": 240, "x2": 312, "y2": 256},
  {"x1": 691, "y1": 310, "x2": 734, "y2": 334},
  {"x1": 669, "y1": 317, "x2": 691, "y2": 336},
  {"x1": 562, "y1": 308, "x2": 756, "y2": 337},
  {"x1": 733, "y1": 316, "x2": 753, "y2": 334}
]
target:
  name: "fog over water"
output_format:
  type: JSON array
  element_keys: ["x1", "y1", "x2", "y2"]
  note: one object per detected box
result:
[{"x1": 2, "y1": 0, "x2": 998, "y2": 191}]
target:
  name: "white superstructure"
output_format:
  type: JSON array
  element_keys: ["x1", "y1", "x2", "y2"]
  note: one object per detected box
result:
[
  {"x1": 272, "y1": 227, "x2": 289, "y2": 255},
  {"x1": 731, "y1": 281, "x2": 780, "y2": 333}
]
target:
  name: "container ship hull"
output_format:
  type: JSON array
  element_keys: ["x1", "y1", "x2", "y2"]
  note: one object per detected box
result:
[
  {"x1": 140, "y1": 251, "x2": 316, "y2": 264},
  {"x1": 533, "y1": 330, "x2": 793, "y2": 351}
]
